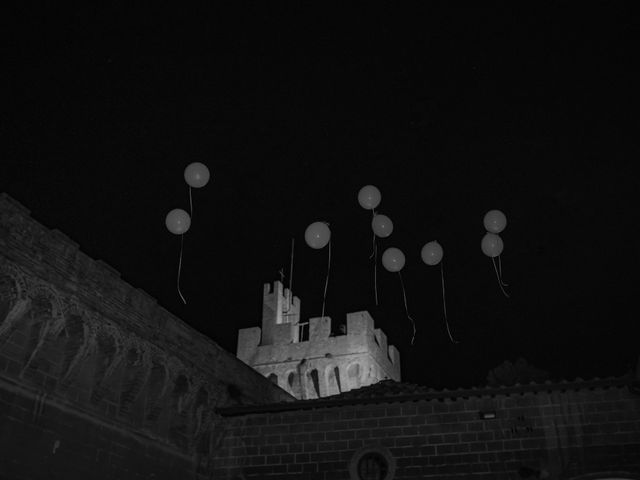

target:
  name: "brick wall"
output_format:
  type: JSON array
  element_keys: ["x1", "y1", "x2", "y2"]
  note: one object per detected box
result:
[{"x1": 213, "y1": 380, "x2": 640, "y2": 479}]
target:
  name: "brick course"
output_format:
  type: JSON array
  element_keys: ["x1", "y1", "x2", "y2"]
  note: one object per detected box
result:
[{"x1": 214, "y1": 380, "x2": 640, "y2": 479}]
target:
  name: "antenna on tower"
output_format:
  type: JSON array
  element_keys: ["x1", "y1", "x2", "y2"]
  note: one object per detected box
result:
[{"x1": 288, "y1": 237, "x2": 295, "y2": 307}]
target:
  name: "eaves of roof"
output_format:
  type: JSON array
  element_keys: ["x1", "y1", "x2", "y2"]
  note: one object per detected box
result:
[{"x1": 217, "y1": 375, "x2": 639, "y2": 417}]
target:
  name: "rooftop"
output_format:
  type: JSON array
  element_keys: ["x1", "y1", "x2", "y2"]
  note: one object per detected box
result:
[{"x1": 217, "y1": 375, "x2": 640, "y2": 416}]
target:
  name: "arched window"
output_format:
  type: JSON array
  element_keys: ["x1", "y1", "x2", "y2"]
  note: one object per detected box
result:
[
  {"x1": 326, "y1": 366, "x2": 341, "y2": 396},
  {"x1": 267, "y1": 373, "x2": 278, "y2": 385},
  {"x1": 287, "y1": 371, "x2": 302, "y2": 398},
  {"x1": 192, "y1": 387, "x2": 209, "y2": 440},
  {"x1": 0, "y1": 273, "x2": 17, "y2": 325},
  {"x1": 364, "y1": 364, "x2": 378, "y2": 386},
  {"x1": 168, "y1": 374, "x2": 190, "y2": 449},
  {"x1": 22, "y1": 293, "x2": 54, "y2": 373},
  {"x1": 118, "y1": 347, "x2": 148, "y2": 416},
  {"x1": 308, "y1": 369, "x2": 320, "y2": 398},
  {"x1": 334, "y1": 366, "x2": 342, "y2": 392},
  {"x1": 90, "y1": 329, "x2": 119, "y2": 404},
  {"x1": 347, "y1": 363, "x2": 361, "y2": 390},
  {"x1": 0, "y1": 267, "x2": 27, "y2": 351},
  {"x1": 144, "y1": 360, "x2": 167, "y2": 427}
]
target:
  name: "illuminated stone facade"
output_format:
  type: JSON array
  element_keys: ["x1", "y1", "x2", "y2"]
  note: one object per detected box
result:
[{"x1": 237, "y1": 281, "x2": 401, "y2": 399}]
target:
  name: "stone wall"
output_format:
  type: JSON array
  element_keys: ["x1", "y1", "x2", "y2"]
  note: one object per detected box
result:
[
  {"x1": 238, "y1": 281, "x2": 401, "y2": 400},
  {"x1": 212, "y1": 378, "x2": 640, "y2": 479},
  {"x1": 0, "y1": 193, "x2": 294, "y2": 479}
]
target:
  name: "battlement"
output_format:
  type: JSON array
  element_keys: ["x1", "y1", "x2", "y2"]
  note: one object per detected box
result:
[
  {"x1": 263, "y1": 281, "x2": 300, "y2": 308},
  {"x1": 238, "y1": 280, "x2": 401, "y2": 399},
  {"x1": 261, "y1": 280, "x2": 301, "y2": 345}
]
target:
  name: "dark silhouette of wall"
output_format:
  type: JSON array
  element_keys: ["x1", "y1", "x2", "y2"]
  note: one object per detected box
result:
[{"x1": 0, "y1": 193, "x2": 293, "y2": 479}]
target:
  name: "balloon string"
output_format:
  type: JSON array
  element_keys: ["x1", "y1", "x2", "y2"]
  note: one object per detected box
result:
[
  {"x1": 188, "y1": 186, "x2": 193, "y2": 220},
  {"x1": 321, "y1": 240, "x2": 331, "y2": 320},
  {"x1": 177, "y1": 234, "x2": 187, "y2": 304},
  {"x1": 440, "y1": 262, "x2": 459, "y2": 344},
  {"x1": 498, "y1": 254, "x2": 509, "y2": 286},
  {"x1": 289, "y1": 238, "x2": 295, "y2": 307},
  {"x1": 373, "y1": 242, "x2": 378, "y2": 306},
  {"x1": 369, "y1": 210, "x2": 376, "y2": 259},
  {"x1": 398, "y1": 271, "x2": 416, "y2": 345},
  {"x1": 369, "y1": 209, "x2": 378, "y2": 306},
  {"x1": 492, "y1": 257, "x2": 510, "y2": 298}
]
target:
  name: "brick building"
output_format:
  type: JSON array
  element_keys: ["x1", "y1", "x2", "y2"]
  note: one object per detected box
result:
[
  {"x1": 2, "y1": 192, "x2": 639, "y2": 480},
  {"x1": 215, "y1": 377, "x2": 640, "y2": 479}
]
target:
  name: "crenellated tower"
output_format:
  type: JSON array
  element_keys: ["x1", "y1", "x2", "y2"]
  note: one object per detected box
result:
[{"x1": 237, "y1": 280, "x2": 401, "y2": 399}]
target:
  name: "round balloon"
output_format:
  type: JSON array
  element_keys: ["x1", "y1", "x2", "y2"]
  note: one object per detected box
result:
[
  {"x1": 165, "y1": 209, "x2": 191, "y2": 235},
  {"x1": 481, "y1": 232, "x2": 504, "y2": 258},
  {"x1": 483, "y1": 209, "x2": 507, "y2": 234},
  {"x1": 305, "y1": 222, "x2": 331, "y2": 249},
  {"x1": 421, "y1": 241, "x2": 443, "y2": 266},
  {"x1": 358, "y1": 185, "x2": 381, "y2": 210},
  {"x1": 371, "y1": 214, "x2": 393, "y2": 238},
  {"x1": 184, "y1": 162, "x2": 210, "y2": 188},
  {"x1": 381, "y1": 247, "x2": 405, "y2": 272}
]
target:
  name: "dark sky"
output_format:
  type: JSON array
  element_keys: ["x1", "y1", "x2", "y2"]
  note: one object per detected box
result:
[{"x1": 3, "y1": 5, "x2": 639, "y2": 388}]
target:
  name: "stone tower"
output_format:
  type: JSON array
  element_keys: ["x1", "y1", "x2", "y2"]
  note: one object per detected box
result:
[{"x1": 237, "y1": 281, "x2": 401, "y2": 399}]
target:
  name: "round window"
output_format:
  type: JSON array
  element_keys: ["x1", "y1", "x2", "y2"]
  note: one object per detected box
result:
[
  {"x1": 358, "y1": 452, "x2": 388, "y2": 480},
  {"x1": 349, "y1": 447, "x2": 395, "y2": 480}
]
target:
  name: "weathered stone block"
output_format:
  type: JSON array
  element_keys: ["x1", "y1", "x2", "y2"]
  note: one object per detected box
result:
[
  {"x1": 237, "y1": 327, "x2": 261, "y2": 363},
  {"x1": 346, "y1": 311, "x2": 373, "y2": 336},
  {"x1": 309, "y1": 316, "x2": 331, "y2": 341}
]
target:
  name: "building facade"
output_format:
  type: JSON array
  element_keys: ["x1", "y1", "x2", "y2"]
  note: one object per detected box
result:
[
  {"x1": 2, "y1": 192, "x2": 639, "y2": 480},
  {"x1": 237, "y1": 280, "x2": 400, "y2": 400},
  {"x1": 214, "y1": 377, "x2": 640, "y2": 479},
  {"x1": 0, "y1": 193, "x2": 293, "y2": 479}
]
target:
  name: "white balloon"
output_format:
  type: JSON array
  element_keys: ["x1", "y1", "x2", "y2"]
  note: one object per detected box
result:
[
  {"x1": 481, "y1": 232, "x2": 504, "y2": 258},
  {"x1": 358, "y1": 185, "x2": 381, "y2": 210},
  {"x1": 372, "y1": 214, "x2": 393, "y2": 238},
  {"x1": 421, "y1": 241, "x2": 443, "y2": 266},
  {"x1": 166, "y1": 209, "x2": 191, "y2": 235},
  {"x1": 483, "y1": 209, "x2": 507, "y2": 233},
  {"x1": 382, "y1": 247, "x2": 405, "y2": 272},
  {"x1": 305, "y1": 222, "x2": 331, "y2": 249},
  {"x1": 184, "y1": 162, "x2": 210, "y2": 188}
]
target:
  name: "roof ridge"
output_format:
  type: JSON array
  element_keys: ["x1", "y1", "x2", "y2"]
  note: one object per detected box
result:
[{"x1": 217, "y1": 374, "x2": 638, "y2": 416}]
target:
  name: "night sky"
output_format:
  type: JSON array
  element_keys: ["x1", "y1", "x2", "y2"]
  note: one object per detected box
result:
[{"x1": 3, "y1": 5, "x2": 639, "y2": 389}]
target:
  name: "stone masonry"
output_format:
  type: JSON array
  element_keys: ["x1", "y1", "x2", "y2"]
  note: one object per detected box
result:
[
  {"x1": 237, "y1": 280, "x2": 401, "y2": 400},
  {"x1": 0, "y1": 193, "x2": 294, "y2": 479}
]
